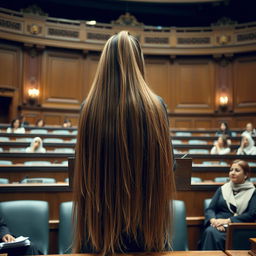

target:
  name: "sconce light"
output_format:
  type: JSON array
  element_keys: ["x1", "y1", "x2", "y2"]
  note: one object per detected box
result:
[
  {"x1": 219, "y1": 95, "x2": 228, "y2": 111},
  {"x1": 27, "y1": 88, "x2": 39, "y2": 106}
]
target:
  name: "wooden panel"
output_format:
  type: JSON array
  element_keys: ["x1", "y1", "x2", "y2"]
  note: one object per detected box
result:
[
  {"x1": 42, "y1": 51, "x2": 83, "y2": 108},
  {"x1": 85, "y1": 54, "x2": 99, "y2": 96},
  {"x1": 194, "y1": 119, "x2": 213, "y2": 129},
  {"x1": 145, "y1": 57, "x2": 170, "y2": 109},
  {"x1": 172, "y1": 118, "x2": 193, "y2": 128},
  {"x1": 234, "y1": 57, "x2": 256, "y2": 112},
  {"x1": 0, "y1": 45, "x2": 20, "y2": 88},
  {"x1": 173, "y1": 59, "x2": 215, "y2": 113},
  {"x1": 43, "y1": 113, "x2": 63, "y2": 125}
]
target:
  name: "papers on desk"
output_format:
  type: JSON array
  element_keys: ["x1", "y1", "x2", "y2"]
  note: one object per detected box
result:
[{"x1": 0, "y1": 236, "x2": 30, "y2": 250}]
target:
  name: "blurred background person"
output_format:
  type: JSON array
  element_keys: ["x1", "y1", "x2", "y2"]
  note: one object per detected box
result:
[
  {"x1": 25, "y1": 137, "x2": 46, "y2": 153},
  {"x1": 63, "y1": 119, "x2": 72, "y2": 128},
  {"x1": 35, "y1": 119, "x2": 45, "y2": 127},
  {"x1": 241, "y1": 122, "x2": 256, "y2": 138},
  {"x1": 237, "y1": 134, "x2": 256, "y2": 155},
  {"x1": 215, "y1": 122, "x2": 232, "y2": 145},
  {"x1": 210, "y1": 135, "x2": 231, "y2": 155},
  {"x1": 6, "y1": 118, "x2": 25, "y2": 134}
]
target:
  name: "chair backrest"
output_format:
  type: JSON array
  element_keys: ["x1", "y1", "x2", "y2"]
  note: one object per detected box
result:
[
  {"x1": 0, "y1": 137, "x2": 10, "y2": 141},
  {"x1": 30, "y1": 129, "x2": 48, "y2": 134},
  {"x1": 188, "y1": 140, "x2": 207, "y2": 145},
  {"x1": 58, "y1": 201, "x2": 74, "y2": 254},
  {"x1": 214, "y1": 177, "x2": 229, "y2": 182},
  {"x1": 176, "y1": 132, "x2": 192, "y2": 136},
  {"x1": 52, "y1": 130, "x2": 70, "y2": 135},
  {"x1": 0, "y1": 160, "x2": 13, "y2": 165},
  {"x1": 171, "y1": 200, "x2": 188, "y2": 251},
  {"x1": 54, "y1": 148, "x2": 74, "y2": 153},
  {"x1": 204, "y1": 198, "x2": 212, "y2": 210},
  {"x1": 43, "y1": 138, "x2": 64, "y2": 143},
  {"x1": 9, "y1": 147, "x2": 26, "y2": 152},
  {"x1": 191, "y1": 177, "x2": 202, "y2": 183},
  {"x1": 24, "y1": 161, "x2": 52, "y2": 166},
  {"x1": 0, "y1": 200, "x2": 49, "y2": 254},
  {"x1": 189, "y1": 149, "x2": 209, "y2": 154},
  {"x1": 0, "y1": 178, "x2": 9, "y2": 184},
  {"x1": 20, "y1": 178, "x2": 56, "y2": 183},
  {"x1": 172, "y1": 140, "x2": 182, "y2": 145}
]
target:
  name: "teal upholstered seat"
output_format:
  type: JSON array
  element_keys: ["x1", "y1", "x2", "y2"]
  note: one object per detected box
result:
[
  {"x1": 176, "y1": 132, "x2": 192, "y2": 136},
  {"x1": 0, "y1": 137, "x2": 10, "y2": 141},
  {"x1": 214, "y1": 177, "x2": 229, "y2": 182},
  {"x1": 172, "y1": 140, "x2": 182, "y2": 145},
  {"x1": 0, "y1": 200, "x2": 49, "y2": 254},
  {"x1": 30, "y1": 129, "x2": 48, "y2": 134},
  {"x1": 189, "y1": 149, "x2": 209, "y2": 154},
  {"x1": 43, "y1": 138, "x2": 64, "y2": 143},
  {"x1": 52, "y1": 130, "x2": 70, "y2": 135},
  {"x1": 20, "y1": 178, "x2": 56, "y2": 183},
  {"x1": 171, "y1": 200, "x2": 188, "y2": 251},
  {"x1": 58, "y1": 201, "x2": 73, "y2": 254},
  {"x1": 188, "y1": 140, "x2": 207, "y2": 145},
  {"x1": 0, "y1": 178, "x2": 9, "y2": 184},
  {"x1": 191, "y1": 177, "x2": 202, "y2": 183},
  {"x1": 54, "y1": 148, "x2": 74, "y2": 153},
  {"x1": 24, "y1": 161, "x2": 52, "y2": 166},
  {"x1": 204, "y1": 198, "x2": 212, "y2": 210},
  {"x1": 0, "y1": 160, "x2": 13, "y2": 165}
]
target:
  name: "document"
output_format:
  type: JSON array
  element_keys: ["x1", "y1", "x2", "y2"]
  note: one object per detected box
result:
[{"x1": 0, "y1": 236, "x2": 30, "y2": 249}]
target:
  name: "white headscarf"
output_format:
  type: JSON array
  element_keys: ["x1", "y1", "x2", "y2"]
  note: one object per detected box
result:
[
  {"x1": 221, "y1": 180, "x2": 255, "y2": 215},
  {"x1": 238, "y1": 134, "x2": 256, "y2": 155},
  {"x1": 26, "y1": 137, "x2": 46, "y2": 153}
]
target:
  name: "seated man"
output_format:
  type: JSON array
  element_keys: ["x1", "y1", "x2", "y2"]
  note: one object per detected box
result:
[{"x1": 0, "y1": 215, "x2": 41, "y2": 256}]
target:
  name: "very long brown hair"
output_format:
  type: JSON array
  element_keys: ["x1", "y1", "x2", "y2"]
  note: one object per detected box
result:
[{"x1": 73, "y1": 31, "x2": 175, "y2": 255}]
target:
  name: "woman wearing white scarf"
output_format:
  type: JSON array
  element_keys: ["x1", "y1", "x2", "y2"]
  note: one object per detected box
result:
[
  {"x1": 25, "y1": 137, "x2": 46, "y2": 153},
  {"x1": 200, "y1": 160, "x2": 256, "y2": 250},
  {"x1": 237, "y1": 134, "x2": 256, "y2": 155}
]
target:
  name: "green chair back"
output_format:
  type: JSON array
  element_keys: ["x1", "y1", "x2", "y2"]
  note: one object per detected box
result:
[
  {"x1": 171, "y1": 200, "x2": 188, "y2": 250},
  {"x1": 58, "y1": 201, "x2": 73, "y2": 254},
  {"x1": 0, "y1": 200, "x2": 49, "y2": 254}
]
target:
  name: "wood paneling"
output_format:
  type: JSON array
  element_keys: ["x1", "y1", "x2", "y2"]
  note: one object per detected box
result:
[
  {"x1": 234, "y1": 57, "x2": 256, "y2": 112},
  {"x1": 42, "y1": 51, "x2": 83, "y2": 108},
  {"x1": 0, "y1": 45, "x2": 21, "y2": 88},
  {"x1": 145, "y1": 57, "x2": 171, "y2": 109},
  {"x1": 173, "y1": 59, "x2": 215, "y2": 113}
]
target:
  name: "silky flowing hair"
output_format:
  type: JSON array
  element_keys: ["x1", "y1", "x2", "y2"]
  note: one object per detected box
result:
[{"x1": 73, "y1": 31, "x2": 176, "y2": 255}]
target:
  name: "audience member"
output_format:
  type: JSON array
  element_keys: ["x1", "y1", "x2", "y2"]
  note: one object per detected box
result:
[
  {"x1": 210, "y1": 135, "x2": 231, "y2": 155},
  {"x1": 25, "y1": 137, "x2": 46, "y2": 153},
  {"x1": 72, "y1": 31, "x2": 175, "y2": 255},
  {"x1": 6, "y1": 119, "x2": 25, "y2": 134},
  {"x1": 241, "y1": 122, "x2": 256, "y2": 138},
  {"x1": 200, "y1": 160, "x2": 256, "y2": 250},
  {"x1": 237, "y1": 134, "x2": 256, "y2": 155},
  {"x1": 63, "y1": 119, "x2": 72, "y2": 128},
  {"x1": 0, "y1": 215, "x2": 41, "y2": 255},
  {"x1": 19, "y1": 115, "x2": 29, "y2": 127},
  {"x1": 216, "y1": 122, "x2": 232, "y2": 138},
  {"x1": 35, "y1": 119, "x2": 45, "y2": 127}
]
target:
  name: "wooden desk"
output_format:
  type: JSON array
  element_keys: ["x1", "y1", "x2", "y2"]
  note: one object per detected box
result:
[
  {"x1": 48, "y1": 252, "x2": 227, "y2": 256},
  {"x1": 225, "y1": 251, "x2": 250, "y2": 256}
]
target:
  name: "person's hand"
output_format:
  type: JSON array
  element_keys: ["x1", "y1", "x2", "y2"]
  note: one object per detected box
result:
[
  {"x1": 210, "y1": 218, "x2": 217, "y2": 227},
  {"x1": 216, "y1": 225, "x2": 226, "y2": 232},
  {"x1": 2, "y1": 234, "x2": 15, "y2": 242},
  {"x1": 212, "y1": 218, "x2": 230, "y2": 227}
]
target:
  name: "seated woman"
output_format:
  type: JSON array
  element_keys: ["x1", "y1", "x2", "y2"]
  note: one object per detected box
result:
[
  {"x1": 6, "y1": 118, "x2": 25, "y2": 134},
  {"x1": 237, "y1": 134, "x2": 256, "y2": 155},
  {"x1": 241, "y1": 122, "x2": 256, "y2": 138},
  {"x1": 63, "y1": 119, "x2": 72, "y2": 128},
  {"x1": 35, "y1": 119, "x2": 45, "y2": 127},
  {"x1": 210, "y1": 135, "x2": 231, "y2": 155},
  {"x1": 25, "y1": 137, "x2": 46, "y2": 153},
  {"x1": 200, "y1": 160, "x2": 256, "y2": 250}
]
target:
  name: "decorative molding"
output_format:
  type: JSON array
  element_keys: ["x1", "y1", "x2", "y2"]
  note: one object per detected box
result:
[
  {"x1": 211, "y1": 17, "x2": 237, "y2": 27},
  {"x1": 217, "y1": 35, "x2": 231, "y2": 45},
  {"x1": 48, "y1": 28, "x2": 79, "y2": 38},
  {"x1": 144, "y1": 37, "x2": 169, "y2": 44},
  {"x1": 0, "y1": 18, "x2": 21, "y2": 31},
  {"x1": 112, "y1": 12, "x2": 143, "y2": 26},
  {"x1": 87, "y1": 32, "x2": 111, "y2": 41},
  {"x1": 27, "y1": 24, "x2": 42, "y2": 35},
  {"x1": 237, "y1": 32, "x2": 256, "y2": 42},
  {"x1": 21, "y1": 4, "x2": 48, "y2": 17},
  {"x1": 177, "y1": 37, "x2": 210, "y2": 44}
]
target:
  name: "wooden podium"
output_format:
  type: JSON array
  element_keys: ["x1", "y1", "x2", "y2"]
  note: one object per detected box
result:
[{"x1": 174, "y1": 158, "x2": 192, "y2": 191}]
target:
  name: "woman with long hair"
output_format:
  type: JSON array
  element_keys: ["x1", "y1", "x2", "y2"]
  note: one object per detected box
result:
[{"x1": 73, "y1": 31, "x2": 176, "y2": 255}]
